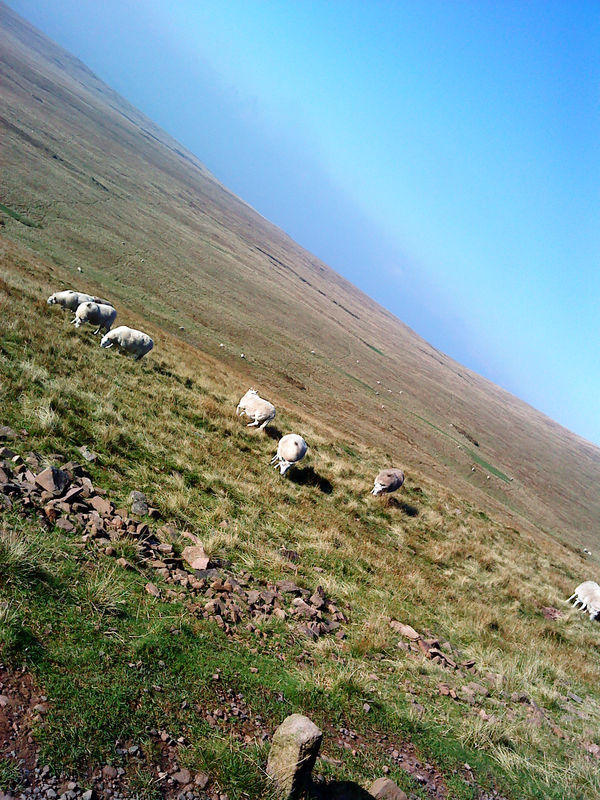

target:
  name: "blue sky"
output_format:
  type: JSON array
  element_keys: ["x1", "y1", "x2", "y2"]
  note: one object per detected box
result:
[{"x1": 8, "y1": 1, "x2": 600, "y2": 445}]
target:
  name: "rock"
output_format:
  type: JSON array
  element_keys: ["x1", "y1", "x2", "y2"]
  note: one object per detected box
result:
[
  {"x1": 266, "y1": 714, "x2": 322, "y2": 799},
  {"x1": 194, "y1": 773, "x2": 210, "y2": 789},
  {"x1": 90, "y1": 496, "x2": 113, "y2": 516},
  {"x1": 369, "y1": 777, "x2": 408, "y2": 800},
  {"x1": 81, "y1": 791, "x2": 94, "y2": 800},
  {"x1": 145, "y1": 583, "x2": 160, "y2": 597},
  {"x1": 172, "y1": 769, "x2": 191, "y2": 785},
  {"x1": 182, "y1": 545, "x2": 211, "y2": 571},
  {"x1": 34, "y1": 466, "x2": 71, "y2": 495},
  {"x1": 55, "y1": 518, "x2": 76, "y2": 533},
  {"x1": 277, "y1": 580, "x2": 302, "y2": 595},
  {"x1": 102, "y1": 766, "x2": 117, "y2": 780},
  {"x1": 78, "y1": 446, "x2": 97, "y2": 463},
  {"x1": 389, "y1": 621, "x2": 420, "y2": 640},
  {"x1": 0, "y1": 426, "x2": 17, "y2": 440},
  {"x1": 131, "y1": 499, "x2": 149, "y2": 516}
]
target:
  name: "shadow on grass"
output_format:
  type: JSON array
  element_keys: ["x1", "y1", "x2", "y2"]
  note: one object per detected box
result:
[
  {"x1": 312, "y1": 780, "x2": 374, "y2": 799},
  {"x1": 263, "y1": 425, "x2": 283, "y2": 441},
  {"x1": 387, "y1": 496, "x2": 419, "y2": 516},
  {"x1": 288, "y1": 466, "x2": 333, "y2": 494}
]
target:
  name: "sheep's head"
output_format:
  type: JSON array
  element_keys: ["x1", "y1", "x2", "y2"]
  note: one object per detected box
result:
[
  {"x1": 100, "y1": 332, "x2": 113, "y2": 348},
  {"x1": 47, "y1": 294, "x2": 57, "y2": 304}
]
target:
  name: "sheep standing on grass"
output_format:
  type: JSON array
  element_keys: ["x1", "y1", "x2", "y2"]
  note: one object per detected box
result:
[
  {"x1": 567, "y1": 581, "x2": 600, "y2": 619},
  {"x1": 100, "y1": 326, "x2": 154, "y2": 360},
  {"x1": 47, "y1": 290, "x2": 113, "y2": 311},
  {"x1": 236, "y1": 388, "x2": 276, "y2": 430},
  {"x1": 72, "y1": 302, "x2": 117, "y2": 335},
  {"x1": 371, "y1": 468, "x2": 405, "y2": 496},
  {"x1": 271, "y1": 434, "x2": 308, "y2": 475}
]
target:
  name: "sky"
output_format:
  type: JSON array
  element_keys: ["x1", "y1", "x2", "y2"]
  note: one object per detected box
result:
[{"x1": 8, "y1": 1, "x2": 600, "y2": 445}]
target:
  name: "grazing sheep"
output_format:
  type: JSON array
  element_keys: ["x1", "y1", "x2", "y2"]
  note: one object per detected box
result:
[
  {"x1": 100, "y1": 326, "x2": 153, "y2": 360},
  {"x1": 371, "y1": 468, "x2": 405, "y2": 496},
  {"x1": 271, "y1": 434, "x2": 308, "y2": 475},
  {"x1": 47, "y1": 290, "x2": 113, "y2": 311},
  {"x1": 236, "y1": 388, "x2": 276, "y2": 430},
  {"x1": 567, "y1": 581, "x2": 600, "y2": 619},
  {"x1": 72, "y1": 302, "x2": 117, "y2": 334}
]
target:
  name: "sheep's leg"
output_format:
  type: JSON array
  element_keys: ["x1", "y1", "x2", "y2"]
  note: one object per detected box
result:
[
  {"x1": 103, "y1": 342, "x2": 114, "y2": 349},
  {"x1": 258, "y1": 419, "x2": 269, "y2": 430},
  {"x1": 70, "y1": 317, "x2": 77, "y2": 324},
  {"x1": 567, "y1": 593, "x2": 577, "y2": 603},
  {"x1": 93, "y1": 327, "x2": 101, "y2": 335},
  {"x1": 270, "y1": 454, "x2": 280, "y2": 465},
  {"x1": 247, "y1": 416, "x2": 260, "y2": 427}
]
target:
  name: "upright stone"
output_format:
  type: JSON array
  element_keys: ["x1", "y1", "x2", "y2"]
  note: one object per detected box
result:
[
  {"x1": 267, "y1": 714, "x2": 322, "y2": 799},
  {"x1": 369, "y1": 778, "x2": 408, "y2": 800}
]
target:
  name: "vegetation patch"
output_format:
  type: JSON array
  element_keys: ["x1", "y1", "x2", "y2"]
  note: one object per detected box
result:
[{"x1": 0, "y1": 202, "x2": 42, "y2": 228}]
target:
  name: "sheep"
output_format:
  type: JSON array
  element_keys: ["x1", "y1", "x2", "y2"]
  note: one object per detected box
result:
[
  {"x1": 270, "y1": 434, "x2": 308, "y2": 475},
  {"x1": 47, "y1": 290, "x2": 113, "y2": 311},
  {"x1": 371, "y1": 468, "x2": 405, "y2": 496},
  {"x1": 100, "y1": 326, "x2": 154, "y2": 360},
  {"x1": 236, "y1": 388, "x2": 276, "y2": 430},
  {"x1": 72, "y1": 302, "x2": 117, "y2": 334},
  {"x1": 567, "y1": 581, "x2": 600, "y2": 619}
]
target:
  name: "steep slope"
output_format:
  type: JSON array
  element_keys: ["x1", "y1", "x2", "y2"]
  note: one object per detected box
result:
[
  {"x1": 2, "y1": 236, "x2": 600, "y2": 800},
  {"x1": 0, "y1": 1, "x2": 599, "y2": 546}
]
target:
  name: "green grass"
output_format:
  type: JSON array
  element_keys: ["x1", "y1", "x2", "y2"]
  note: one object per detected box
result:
[
  {"x1": 0, "y1": 202, "x2": 42, "y2": 228},
  {"x1": 1, "y1": 250, "x2": 600, "y2": 799}
]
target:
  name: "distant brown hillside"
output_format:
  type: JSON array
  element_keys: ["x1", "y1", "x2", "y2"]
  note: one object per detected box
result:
[{"x1": 1, "y1": 0, "x2": 598, "y2": 548}]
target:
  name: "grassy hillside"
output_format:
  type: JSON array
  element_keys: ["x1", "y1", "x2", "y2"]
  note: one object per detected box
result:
[
  {"x1": 2, "y1": 237, "x2": 600, "y2": 799},
  {"x1": 0, "y1": 1, "x2": 599, "y2": 551}
]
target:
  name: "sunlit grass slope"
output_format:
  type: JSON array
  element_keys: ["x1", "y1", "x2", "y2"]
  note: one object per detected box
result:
[
  {"x1": 1, "y1": 1, "x2": 600, "y2": 550},
  {"x1": 2, "y1": 238, "x2": 600, "y2": 799}
]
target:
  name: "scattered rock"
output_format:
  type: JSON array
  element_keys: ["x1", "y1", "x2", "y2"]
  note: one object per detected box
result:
[
  {"x1": 34, "y1": 466, "x2": 70, "y2": 495},
  {"x1": 78, "y1": 445, "x2": 97, "y2": 463},
  {"x1": 389, "y1": 621, "x2": 420, "y2": 640},
  {"x1": 182, "y1": 544, "x2": 211, "y2": 571},
  {"x1": 369, "y1": 777, "x2": 408, "y2": 800},
  {"x1": 172, "y1": 768, "x2": 191, "y2": 784}
]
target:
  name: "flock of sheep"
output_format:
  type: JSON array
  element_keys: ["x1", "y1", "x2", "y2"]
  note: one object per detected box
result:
[
  {"x1": 236, "y1": 387, "x2": 405, "y2": 494},
  {"x1": 47, "y1": 290, "x2": 154, "y2": 360},
  {"x1": 48, "y1": 290, "x2": 404, "y2": 493},
  {"x1": 48, "y1": 287, "x2": 595, "y2": 616}
]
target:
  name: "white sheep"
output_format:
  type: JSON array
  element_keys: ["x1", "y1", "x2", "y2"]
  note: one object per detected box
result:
[
  {"x1": 47, "y1": 290, "x2": 113, "y2": 311},
  {"x1": 371, "y1": 468, "x2": 405, "y2": 496},
  {"x1": 567, "y1": 581, "x2": 600, "y2": 619},
  {"x1": 271, "y1": 434, "x2": 308, "y2": 475},
  {"x1": 72, "y1": 302, "x2": 117, "y2": 334},
  {"x1": 236, "y1": 388, "x2": 276, "y2": 430},
  {"x1": 100, "y1": 326, "x2": 154, "y2": 360}
]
